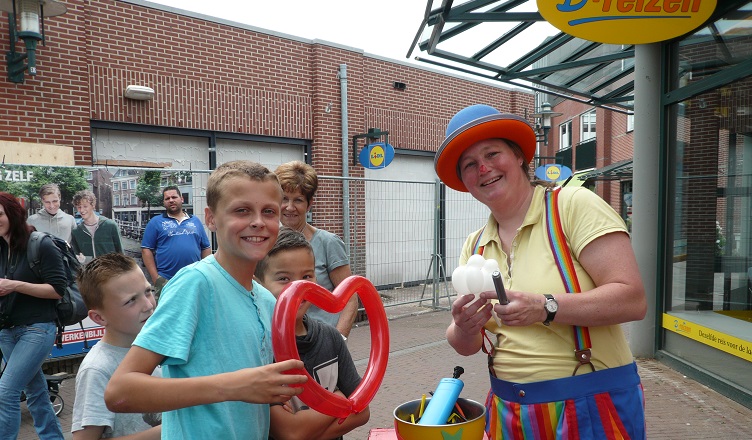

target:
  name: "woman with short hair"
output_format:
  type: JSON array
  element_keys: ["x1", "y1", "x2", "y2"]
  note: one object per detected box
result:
[{"x1": 275, "y1": 161, "x2": 358, "y2": 338}]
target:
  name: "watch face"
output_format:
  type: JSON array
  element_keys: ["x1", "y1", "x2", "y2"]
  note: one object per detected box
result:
[{"x1": 546, "y1": 300, "x2": 558, "y2": 313}]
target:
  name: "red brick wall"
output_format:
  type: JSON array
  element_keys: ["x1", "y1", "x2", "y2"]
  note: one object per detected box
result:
[
  {"x1": 86, "y1": 0, "x2": 315, "y2": 137},
  {"x1": 0, "y1": 0, "x2": 90, "y2": 163},
  {"x1": 2, "y1": 1, "x2": 530, "y2": 162},
  {"x1": 2, "y1": 0, "x2": 532, "y2": 235},
  {"x1": 540, "y1": 99, "x2": 634, "y2": 210},
  {"x1": 361, "y1": 57, "x2": 532, "y2": 155}
]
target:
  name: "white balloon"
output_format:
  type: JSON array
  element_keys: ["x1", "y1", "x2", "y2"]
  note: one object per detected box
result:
[
  {"x1": 482, "y1": 270, "x2": 495, "y2": 293},
  {"x1": 467, "y1": 254, "x2": 485, "y2": 268},
  {"x1": 465, "y1": 266, "x2": 484, "y2": 294},
  {"x1": 451, "y1": 266, "x2": 470, "y2": 295},
  {"x1": 483, "y1": 259, "x2": 500, "y2": 274}
]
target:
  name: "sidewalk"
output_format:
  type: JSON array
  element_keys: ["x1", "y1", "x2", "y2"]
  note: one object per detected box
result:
[
  {"x1": 343, "y1": 307, "x2": 751, "y2": 439},
  {"x1": 18, "y1": 307, "x2": 751, "y2": 439}
]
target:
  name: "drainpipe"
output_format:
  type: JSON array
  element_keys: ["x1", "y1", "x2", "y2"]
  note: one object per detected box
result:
[{"x1": 339, "y1": 64, "x2": 350, "y2": 247}]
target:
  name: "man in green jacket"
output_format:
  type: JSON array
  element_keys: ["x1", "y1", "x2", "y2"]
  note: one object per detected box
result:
[{"x1": 71, "y1": 190, "x2": 123, "y2": 263}]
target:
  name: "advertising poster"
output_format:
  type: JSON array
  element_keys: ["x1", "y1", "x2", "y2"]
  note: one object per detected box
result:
[{"x1": 0, "y1": 164, "x2": 207, "y2": 359}]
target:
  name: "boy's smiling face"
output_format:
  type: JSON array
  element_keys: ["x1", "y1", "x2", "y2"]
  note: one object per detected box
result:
[
  {"x1": 206, "y1": 177, "x2": 282, "y2": 274},
  {"x1": 259, "y1": 247, "x2": 316, "y2": 321},
  {"x1": 90, "y1": 267, "x2": 156, "y2": 347}
]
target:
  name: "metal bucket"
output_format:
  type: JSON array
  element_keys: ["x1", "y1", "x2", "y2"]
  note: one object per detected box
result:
[{"x1": 393, "y1": 397, "x2": 486, "y2": 440}]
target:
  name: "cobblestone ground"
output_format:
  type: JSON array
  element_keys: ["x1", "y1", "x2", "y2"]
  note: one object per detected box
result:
[{"x1": 18, "y1": 285, "x2": 752, "y2": 439}]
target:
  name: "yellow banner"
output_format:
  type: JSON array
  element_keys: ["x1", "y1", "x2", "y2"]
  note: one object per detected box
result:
[
  {"x1": 662, "y1": 314, "x2": 752, "y2": 362},
  {"x1": 538, "y1": 0, "x2": 718, "y2": 45}
]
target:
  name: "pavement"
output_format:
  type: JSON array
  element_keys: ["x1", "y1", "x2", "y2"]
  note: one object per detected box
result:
[{"x1": 18, "y1": 304, "x2": 752, "y2": 439}]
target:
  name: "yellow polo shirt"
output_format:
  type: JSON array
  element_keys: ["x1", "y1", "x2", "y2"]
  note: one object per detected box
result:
[{"x1": 459, "y1": 185, "x2": 635, "y2": 383}]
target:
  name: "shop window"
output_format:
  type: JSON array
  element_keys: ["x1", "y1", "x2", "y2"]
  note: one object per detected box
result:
[
  {"x1": 621, "y1": 181, "x2": 633, "y2": 233},
  {"x1": 665, "y1": 73, "x2": 752, "y2": 390},
  {"x1": 559, "y1": 120, "x2": 572, "y2": 150},
  {"x1": 581, "y1": 110, "x2": 596, "y2": 141}
]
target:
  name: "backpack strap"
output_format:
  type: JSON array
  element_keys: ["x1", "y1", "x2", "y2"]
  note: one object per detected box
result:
[
  {"x1": 26, "y1": 231, "x2": 46, "y2": 279},
  {"x1": 544, "y1": 188, "x2": 594, "y2": 375}
]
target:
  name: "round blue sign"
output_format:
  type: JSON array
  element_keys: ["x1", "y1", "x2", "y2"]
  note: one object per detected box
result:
[
  {"x1": 359, "y1": 142, "x2": 395, "y2": 169},
  {"x1": 534, "y1": 164, "x2": 572, "y2": 182}
]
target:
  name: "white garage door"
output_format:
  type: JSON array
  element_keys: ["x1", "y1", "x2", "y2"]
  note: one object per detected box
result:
[
  {"x1": 362, "y1": 154, "x2": 487, "y2": 287},
  {"x1": 92, "y1": 129, "x2": 306, "y2": 241},
  {"x1": 216, "y1": 139, "x2": 304, "y2": 171},
  {"x1": 363, "y1": 154, "x2": 435, "y2": 286}
]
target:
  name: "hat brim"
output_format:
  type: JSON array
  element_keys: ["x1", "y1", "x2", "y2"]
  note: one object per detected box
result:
[{"x1": 435, "y1": 114, "x2": 536, "y2": 192}]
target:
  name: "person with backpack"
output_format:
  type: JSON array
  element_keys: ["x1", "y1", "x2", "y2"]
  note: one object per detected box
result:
[{"x1": 0, "y1": 192, "x2": 66, "y2": 439}]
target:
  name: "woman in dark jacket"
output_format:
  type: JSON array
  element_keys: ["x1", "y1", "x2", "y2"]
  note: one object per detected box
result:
[{"x1": 0, "y1": 192, "x2": 66, "y2": 439}]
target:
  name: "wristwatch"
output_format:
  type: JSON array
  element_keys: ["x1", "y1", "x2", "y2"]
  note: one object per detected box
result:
[{"x1": 543, "y1": 294, "x2": 558, "y2": 326}]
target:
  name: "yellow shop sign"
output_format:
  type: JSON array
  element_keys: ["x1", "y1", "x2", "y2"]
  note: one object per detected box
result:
[
  {"x1": 538, "y1": 0, "x2": 718, "y2": 44},
  {"x1": 662, "y1": 313, "x2": 752, "y2": 362}
]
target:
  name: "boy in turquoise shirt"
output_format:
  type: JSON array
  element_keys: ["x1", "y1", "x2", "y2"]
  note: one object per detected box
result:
[{"x1": 105, "y1": 161, "x2": 307, "y2": 439}]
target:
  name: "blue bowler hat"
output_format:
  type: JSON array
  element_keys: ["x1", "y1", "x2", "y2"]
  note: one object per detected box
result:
[{"x1": 435, "y1": 104, "x2": 536, "y2": 192}]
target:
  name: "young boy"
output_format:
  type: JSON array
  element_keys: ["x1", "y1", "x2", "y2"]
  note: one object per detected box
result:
[
  {"x1": 104, "y1": 161, "x2": 307, "y2": 440},
  {"x1": 27, "y1": 183, "x2": 77, "y2": 243},
  {"x1": 255, "y1": 227, "x2": 370, "y2": 440},
  {"x1": 71, "y1": 190, "x2": 124, "y2": 263},
  {"x1": 72, "y1": 253, "x2": 161, "y2": 440}
]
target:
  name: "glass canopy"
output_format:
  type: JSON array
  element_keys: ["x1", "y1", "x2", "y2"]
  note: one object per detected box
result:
[{"x1": 407, "y1": 1, "x2": 750, "y2": 113}]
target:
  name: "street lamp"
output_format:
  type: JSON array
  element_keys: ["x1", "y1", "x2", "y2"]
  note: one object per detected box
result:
[
  {"x1": 531, "y1": 102, "x2": 563, "y2": 147},
  {"x1": 0, "y1": 0, "x2": 67, "y2": 83}
]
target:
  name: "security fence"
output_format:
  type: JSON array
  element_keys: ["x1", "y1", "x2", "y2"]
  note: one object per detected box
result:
[
  {"x1": 315, "y1": 175, "x2": 490, "y2": 310},
  {"x1": 1, "y1": 164, "x2": 489, "y2": 313}
]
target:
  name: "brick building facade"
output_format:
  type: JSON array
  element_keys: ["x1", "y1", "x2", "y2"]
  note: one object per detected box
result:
[
  {"x1": 1, "y1": 0, "x2": 535, "y2": 236},
  {"x1": 1, "y1": 1, "x2": 532, "y2": 172}
]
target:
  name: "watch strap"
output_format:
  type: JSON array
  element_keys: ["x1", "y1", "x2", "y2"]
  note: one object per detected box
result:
[{"x1": 543, "y1": 293, "x2": 556, "y2": 326}]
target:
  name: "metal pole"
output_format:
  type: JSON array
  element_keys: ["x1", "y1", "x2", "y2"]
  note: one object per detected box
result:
[
  {"x1": 433, "y1": 179, "x2": 441, "y2": 307},
  {"x1": 630, "y1": 43, "x2": 661, "y2": 358},
  {"x1": 339, "y1": 64, "x2": 350, "y2": 248}
]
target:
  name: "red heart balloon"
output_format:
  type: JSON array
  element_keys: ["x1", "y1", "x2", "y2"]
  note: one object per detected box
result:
[{"x1": 272, "y1": 276, "x2": 390, "y2": 419}]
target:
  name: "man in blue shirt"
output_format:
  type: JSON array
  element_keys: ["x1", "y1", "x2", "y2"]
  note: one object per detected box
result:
[{"x1": 141, "y1": 186, "x2": 211, "y2": 300}]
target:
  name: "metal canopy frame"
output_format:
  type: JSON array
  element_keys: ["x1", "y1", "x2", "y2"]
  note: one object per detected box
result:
[
  {"x1": 578, "y1": 159, "x2": 634, "y2": 181},
  {"x1": 408, "y1": 1, "x2": 747, "y2": 114},
  {"x1": 407, "y1": 0, "x2": 636, "y2": 112}
]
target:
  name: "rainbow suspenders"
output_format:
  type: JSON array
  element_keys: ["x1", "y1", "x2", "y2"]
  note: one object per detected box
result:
[
  {"x1": 545, "y1": 188, "x2": 594, "y2": 375},
  {"x1": 476, "y1": 187, "x2": 595, "y2": 376}
]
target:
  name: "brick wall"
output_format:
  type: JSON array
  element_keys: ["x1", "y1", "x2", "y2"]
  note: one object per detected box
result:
[
  {"x1": 2, "y1": 0, "x2": 531, "y2": 236},
  {"x1": 539, "y1": 99, "x2": 633, "y2": 209},
  {"x1": 0, "y1": 0, "x2": 90, "y2": 163}
]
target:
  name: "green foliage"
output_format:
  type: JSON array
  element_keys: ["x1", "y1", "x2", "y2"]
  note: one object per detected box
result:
[
  {"x1": 136, "y1": 171, "x2": 164, "y2": 215},
  {"x1": 0, "y1": 165, "x2": 88, "y2": 210}
]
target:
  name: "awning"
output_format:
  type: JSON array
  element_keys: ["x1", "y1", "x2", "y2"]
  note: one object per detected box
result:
[
  {"x1": 407, "y1": 0, "x2": 636, "y2": 112},
  {"x1": 407, "y1": 1, "x2": 744, "y2": 113},
  {"x1": 559, "y1": 169, "x2": 594, "y2": 187},
  {"x1": 578, "y1": 159, "x2": 634, "y2": 181}
]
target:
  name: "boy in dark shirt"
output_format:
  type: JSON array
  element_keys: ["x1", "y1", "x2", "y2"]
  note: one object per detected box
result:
[{"x1": 256, "y1": 227, "x2": 369, "y2": 440}]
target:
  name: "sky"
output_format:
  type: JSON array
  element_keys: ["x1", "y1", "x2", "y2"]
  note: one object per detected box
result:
[{"x1": 146, "y1": 0, "x2": 430, "y2": 63}]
